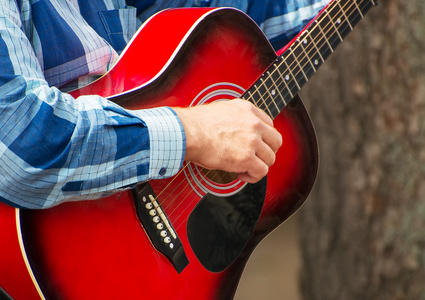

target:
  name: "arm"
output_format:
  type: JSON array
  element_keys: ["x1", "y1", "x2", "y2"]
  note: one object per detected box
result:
[
  {"x1": 0, "y1": 1, "x2": 281, "y2": 209},
  {"x1": 0, "y1": 2, "x2": 184, "y2": 209}
]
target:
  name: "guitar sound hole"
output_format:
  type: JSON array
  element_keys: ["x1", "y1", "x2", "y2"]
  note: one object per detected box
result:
[{"x1": 200, "y1": 169, "x2": 238, "y2": 184}]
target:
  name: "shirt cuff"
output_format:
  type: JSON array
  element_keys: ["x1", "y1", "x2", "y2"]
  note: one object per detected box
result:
[{"x1": 133, "y1": 106, "x2": 186, "y2": 179}]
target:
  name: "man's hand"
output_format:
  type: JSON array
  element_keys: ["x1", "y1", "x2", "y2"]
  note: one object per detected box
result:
[{"x1": 173, "y1": 99, "x2": 282, "y2": 183}]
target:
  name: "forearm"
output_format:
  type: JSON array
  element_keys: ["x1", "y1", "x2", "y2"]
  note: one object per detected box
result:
[
  {"x1": 0, "y1": 80, "x2": 185, "y2": 209},
  {"x1": 0, "y1": 2, "x2": 185, "y2": 209}
]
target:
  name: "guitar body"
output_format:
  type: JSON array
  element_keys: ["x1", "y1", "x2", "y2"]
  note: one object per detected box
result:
[{"x1": 0, "y1": 8, "x2": 319, "y2": 300}]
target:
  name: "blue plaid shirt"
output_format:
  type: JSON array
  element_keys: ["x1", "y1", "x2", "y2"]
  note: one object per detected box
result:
[{"x1": 0, "y1": 0, "x2": 327, "y2": 209}]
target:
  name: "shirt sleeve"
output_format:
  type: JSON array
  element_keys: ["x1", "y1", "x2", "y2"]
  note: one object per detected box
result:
[
  {"x1": 0, "y1": 2, "x2": 185, "y2": 209},
  {"x1": 243, "y1": 0, "x2": 330, "y2": 50}
]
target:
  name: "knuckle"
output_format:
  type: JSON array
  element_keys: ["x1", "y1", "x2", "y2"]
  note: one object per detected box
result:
[
  {"x1": 240, "y1": 150, "x2": 256, "y2": 164},
  {"x1": 268, "y1": 153, "x2": 276, "y2": 166},
  {"x1": 246, "y1": 134, "x2": 260, "y2": 146},
  {"x1": 277, "y1": 133, "x2": 283, "y2": 147},
  {"x1": 234, "y1": 98, "x2": 251, "y2": 109},
  {"x1": 251, "y1": 119, "x2": 263, "y2": 130},
  {"x1": 256, "y1": 164, "x2": 269, "y2": 180}
]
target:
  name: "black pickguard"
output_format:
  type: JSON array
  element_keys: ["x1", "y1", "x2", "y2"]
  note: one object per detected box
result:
[{"x1": 187, "y1": 176, "x2": 267, "y2": 272}]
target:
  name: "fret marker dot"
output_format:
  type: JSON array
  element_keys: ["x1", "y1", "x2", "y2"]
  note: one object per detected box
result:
[
  {"x1": 303, "y1": 39, "x2": 308, "y2": 45},
  {"x1": 271, "y1": 90, "x2": 276, "y2": 96},
  {"x1": 314, "y1": 59, "x2": 319, "y2": 66},
  {"x1": 337, "y1": 18, "x2": 341, "y2": 24},
  {"x1": 285, "y1": 75, "x2": 290, "y2": 81}
]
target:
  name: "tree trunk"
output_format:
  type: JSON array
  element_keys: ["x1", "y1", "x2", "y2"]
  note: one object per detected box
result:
[{"x1": 298, "y1": 0, "x2": 425, "y2": 299}]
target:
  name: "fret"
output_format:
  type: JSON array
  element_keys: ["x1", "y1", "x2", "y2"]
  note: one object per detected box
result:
[
  {"x1": 269, "y1": 66, "x2": 293, "y2": 103},
  {"x1": 298, "y1": 34, "x2": 317, "y2": 72},
  {"x1": 294, "y1": 36, "x2": 317, "y2": 80},
  {"x1": 359, "y1": 0, "x2": 377, "y2": 17},
  {"x1": 313, "y1": 21, "x2": 334, "y2": 61},
  {"x1": 277, "y1": 56, "x2": 300, "y2": 97},
  {"x1": 255, "y1": 81, "x2": 275, "y2": 117},
  {"x1": 308, "y1": 27, "x2": 326, "y2": 66},
  {"x1": 293, "y1": 37, "x2": 316, "y2": 81},
  {"x1": 353, "y1": 1, "x2": 365, "y2": 19},
  {"x1": 266, "y1": 71, "x2": 288, "y2": 112},
  {"x1": 336, "y1": 0, "x2": 353, "y2": 31},
  {"x1": 320, "y1": 11, "x2": 341, "y2": 50},
  {"x1": 347, "y1": 1, "x2": 364, "y2": 27},
  {"x1": 331, "y1": 1, "x2": 353, "y2": 40},
  {"x1": 260, "y1": 77, "x2": 282, "y2": 113},
  {"x1": 243, "y1": 0, "x2": 377, "y2": 119},
  {"x1": 250, "y1": 87, "x2": 270, "y2": 115},
  {"x1": 281, "y1": 55, "x2": 299, "y2": 90},
  {"x1": 244, "y1": 90, "x2": 258, "y2": 107},
  {"x1": 291, "y1": 41, "x2": 310, "y2": 83},
  {"x1": 277, "y1": 65, "x2": 296, "y2": 99},
  {"x1": 328, "y1": 9, "x2": 344, "y2": 43},
  {"x1": 243, "y1": 65, "x2": 291, "y2": 117},
  {"x1": 284, "y1": 50, "x2": 307, "y2": 90},
  {"x1": 304, "y1": 32, "x2": 325, "y2": 72}
]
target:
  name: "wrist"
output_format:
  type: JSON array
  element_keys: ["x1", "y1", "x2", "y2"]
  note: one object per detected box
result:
[{"x1": 173, "y1": 107, "x2": 203, "y2": 163}]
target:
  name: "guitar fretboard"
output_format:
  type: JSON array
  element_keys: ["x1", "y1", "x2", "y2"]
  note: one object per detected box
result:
[{"x1": 243, "y1": 0, "x2": 377, "y2": 119}]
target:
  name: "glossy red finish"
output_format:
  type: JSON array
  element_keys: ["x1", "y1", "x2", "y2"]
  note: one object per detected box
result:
[
  {"x1": 0, "y1": 202, "x2": 41, "y2": 299},
  {"x1": 70, "y1": 7, "x2": 215, "y2": 98},
  {"x1": 1, "y1": 8, "x2": 318, "y2": 300}
]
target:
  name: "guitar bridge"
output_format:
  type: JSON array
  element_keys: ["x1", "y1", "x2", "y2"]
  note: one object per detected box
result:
[{"x1": 132, "y1": 183, "x2": 189, "y2": 273}]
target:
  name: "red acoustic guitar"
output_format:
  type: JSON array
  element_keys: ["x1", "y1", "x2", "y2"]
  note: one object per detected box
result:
[{"x1": 0, "y1": 1, "x2": 376, "y2": 299}]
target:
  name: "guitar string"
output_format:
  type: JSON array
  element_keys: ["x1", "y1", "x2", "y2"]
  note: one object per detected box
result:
[
  {"x1": 264, "y1": 0, "x2": 366, "y2": 107},
  {"x1": 153, "y1": 0, "x2": 359, "y2": 234},
  {"x1": 167, "y1": 0, "x2": 373, "y2": 228},
  {"x1": 145, "y1": 0, "x2": 363, "y2": 228},
  {"x1": 140, "y1": 0, "x2": 368, "y2": 232},
  {"x1": 246, "y1": 0, "x2": 364, "y2": 118},
  {"x1": 162, "y1": 0, "x2": 369, "y2": 235},
  {"x1": 256, "y1": 0, "x2": 373, "y2": 115},
  {"x1": 168, "y1": 167, "x2": 237, "y2": 228},
  {"x1": 155, "y1": 0, "x2": 361, "y2": 224}
]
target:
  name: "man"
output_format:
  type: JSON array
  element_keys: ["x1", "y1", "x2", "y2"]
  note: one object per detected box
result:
[{"x1": 0, "y1": 0, "x2": 328, "y2": 209}]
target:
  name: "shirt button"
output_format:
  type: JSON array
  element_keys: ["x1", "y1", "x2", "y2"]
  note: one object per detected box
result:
[{"x1": 159, "y1": 167, "x2": 167, "y2": 176}]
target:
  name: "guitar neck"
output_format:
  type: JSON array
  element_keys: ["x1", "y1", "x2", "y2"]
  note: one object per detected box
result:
[{"x1": 242, "y1": 0, "x2": 378, "y2": 119}]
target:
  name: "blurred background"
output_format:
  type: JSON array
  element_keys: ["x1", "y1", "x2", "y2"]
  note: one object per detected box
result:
[
  {"x1": 235, "y1": 215, "x2": 302, "y2": 299},
  {"x1": 235, "y1": 1, "x2": 425, "y2": 299}
]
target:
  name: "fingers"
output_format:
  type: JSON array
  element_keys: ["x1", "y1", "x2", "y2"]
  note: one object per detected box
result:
[
  {"x1": 238, "y1": 132, "x2": 280, "y2": 183},
  {"x1": 256, "y1": 135, "x2": 278, "y2": 167},
  {"x1": 243, "y1": 111, "x2": 282, "y2": 183},
  {"x1": 250, "y1": 106, "x2": 282, "y2": 168},
  {"x1": 245, "y1": 100, "x2": 282, "y2": 154},
  {"x1": 173, "y1": 99, "x2": 283, "y2": 184},
  {"x1": 259, "y1": 123, "x2": 283, "y2": 154},
  {"x1": 251, "y1": 104, "x2": 274, "y2": 127},
  {"x1": 237, "y1": 158, "x2": 269, "y2": 184}
]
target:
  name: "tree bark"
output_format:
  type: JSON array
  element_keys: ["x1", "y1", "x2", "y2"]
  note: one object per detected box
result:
[{"x1": 298, "y1": 0, "x2": 425, "y2": 299}]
